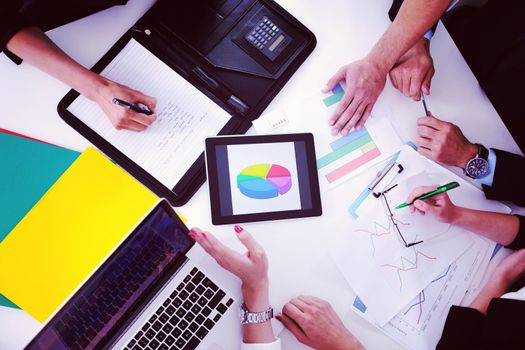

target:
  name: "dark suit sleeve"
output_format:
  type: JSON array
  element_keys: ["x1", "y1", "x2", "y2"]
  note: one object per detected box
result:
[
  {"x1": 0, "y1": 0, "x2": 32, "y2": 64},
  {"x1": 436, "y1": 305, "x2": 485, "y2": 350},
  {"x1": 388, "y1": 0, "x2": 438, "y2": 33},
  {"x1": 482, "y1": 149, "x2": 525, "y2": 207},
  {"x1": 437, "y1": 298, "x2": 525, "y2": 350},
  {"x1": 388, "y1": 0, "x2": 404, "y2": 22}
]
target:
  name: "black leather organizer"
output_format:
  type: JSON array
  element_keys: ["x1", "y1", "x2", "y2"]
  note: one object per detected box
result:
[{"x1": 58, "y1": 0, "x2": 316, "y2": 205}]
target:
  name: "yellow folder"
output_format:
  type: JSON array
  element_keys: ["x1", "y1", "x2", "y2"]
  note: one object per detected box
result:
[{"x1": 0, "y1": 148, "x2": 158, "y2": 322}]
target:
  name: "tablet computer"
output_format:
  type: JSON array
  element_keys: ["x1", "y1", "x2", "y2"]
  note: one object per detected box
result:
[{"x1": 205, "y1": 133, "x2": 322, "y2": 225}]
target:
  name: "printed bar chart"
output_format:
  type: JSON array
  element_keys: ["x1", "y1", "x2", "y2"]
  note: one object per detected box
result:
[
  {"x1": 323, "y1": 83, "x2": 345, "y2": 107},
  {"x1": 316, "y1": 127, "x2": 381, "y2": 183}
]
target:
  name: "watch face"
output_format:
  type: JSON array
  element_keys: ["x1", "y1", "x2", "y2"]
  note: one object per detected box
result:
[{"x1": 466, "y1": 158, "x2": 489, "y2": 178}]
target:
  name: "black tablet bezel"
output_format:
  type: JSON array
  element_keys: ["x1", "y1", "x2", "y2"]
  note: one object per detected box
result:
[{"x1": 205, "y1": 133, "x2": 322, "y2": 225}]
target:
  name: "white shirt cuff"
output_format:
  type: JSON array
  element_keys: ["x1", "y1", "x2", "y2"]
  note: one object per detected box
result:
[
  {"x1": 423, "y1": 29, "x2": 434, "y2": 41},
  {"x1": 477, "y1": 148, "x2": 497, "y2": 187},
  {"x1": 241, "y1": 338, "x2": 281, "y2": 350},
  {"x1": 501, "y1": 287, "x2": 525, "y2": 302}
]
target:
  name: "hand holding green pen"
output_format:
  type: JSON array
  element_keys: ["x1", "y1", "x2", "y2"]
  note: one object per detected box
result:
[{"x1": 396, "y1": 182, "x2": 460, "y2": 209}]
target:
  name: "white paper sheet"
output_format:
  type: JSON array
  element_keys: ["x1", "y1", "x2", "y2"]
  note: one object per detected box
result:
[
  {"x1": 380, "y1": 236, "x2": 493, "y2": 350},
  {"x1": 330, "y1": 146, "x2": 510, "y2": 326},
  {"x1": 68, "y1": 39, "x2": 231, "y2": 188}
]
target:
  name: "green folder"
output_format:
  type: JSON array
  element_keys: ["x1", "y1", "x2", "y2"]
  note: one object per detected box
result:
[{"x1": 0, "y1": 130, "x2": 80, "y2": 309}]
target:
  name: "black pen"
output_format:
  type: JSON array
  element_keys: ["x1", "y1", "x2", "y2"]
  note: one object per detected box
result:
[
  {"x1": 420, "y1": 90, "x2": 430, "y2": 116},
  {"x1": 193, "y1": 67, "x2": 249, "y2": 114},
  {"x1": 112, "y1": 98, "x2": 153, "y2": 115}
]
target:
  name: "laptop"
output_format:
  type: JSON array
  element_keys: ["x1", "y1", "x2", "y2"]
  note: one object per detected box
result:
[{"x1": 24, "y1": 200, "x2": 242, "y2": 350}]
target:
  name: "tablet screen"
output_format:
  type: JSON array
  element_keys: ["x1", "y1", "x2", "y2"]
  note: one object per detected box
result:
[{"x1": 206, "y1": 134, "x2": 322, "y2": 224}]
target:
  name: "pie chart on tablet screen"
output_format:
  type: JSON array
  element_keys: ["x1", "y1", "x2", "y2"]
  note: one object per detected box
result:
[{"x1": 237, "y1": 164, "x2": 292, "y2": 199}]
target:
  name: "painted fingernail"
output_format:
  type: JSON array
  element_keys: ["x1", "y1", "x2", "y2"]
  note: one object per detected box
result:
[
  {"x1": 234, "y1": 225, "x2": 243, "y2": 234},
  {"x1": 188, "y1": 230, "x2": 196, "y2": 239}
]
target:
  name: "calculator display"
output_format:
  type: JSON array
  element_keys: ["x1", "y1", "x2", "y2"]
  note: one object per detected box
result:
[
  {"x1": 245, "y1": 16, "x2": 290, "y2": 61},
  {"x1": 269, "y1": 35, "x2": 285, "y2": 52}
]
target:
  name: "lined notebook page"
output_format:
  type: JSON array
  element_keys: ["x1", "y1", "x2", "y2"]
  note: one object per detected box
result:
[{"x1": 68, "y1": 39, "x2": 231, "y2": 189}]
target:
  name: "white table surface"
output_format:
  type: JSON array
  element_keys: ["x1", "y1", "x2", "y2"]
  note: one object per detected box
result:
[{"x1": 0, "y1": 0, "x2": 523, "y2": 349}]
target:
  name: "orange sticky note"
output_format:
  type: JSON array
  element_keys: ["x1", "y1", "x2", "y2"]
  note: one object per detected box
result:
[{"x1": 0, "y1": 148, "x2": 158, "y2": 322}]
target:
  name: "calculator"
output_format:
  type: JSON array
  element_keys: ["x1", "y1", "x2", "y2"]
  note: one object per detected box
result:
[{"x1": 245, "y1": 16, "x2": 290, "y2": 61}]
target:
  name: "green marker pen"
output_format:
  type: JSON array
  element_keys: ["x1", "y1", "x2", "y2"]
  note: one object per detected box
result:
[{"x1": 396, "y1": 181, "x2": 460, "y2": 209}]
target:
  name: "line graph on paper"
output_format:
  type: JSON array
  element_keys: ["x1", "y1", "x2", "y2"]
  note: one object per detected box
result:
[
  {"x1": 380, "y1": 246, "x2": 437, "y2": 292},
  {"x1": 402, "y1": 265, "x2": 452, "y2": 325},
  {"x1": 331, "y1": 153, "x2": 477, "y2": 326},
  {"x1": 395, "y1": 264, "x2": 456, "y2": 333},
  {"x1": 355, "y1": 218, "x2": 410, "y2": 256},
  {"x1": 381, "y1": 239, "x2": 489, "y2": 350},
  {"x1": 355, "y1": 193, "x2": 445, "y2": 292}
]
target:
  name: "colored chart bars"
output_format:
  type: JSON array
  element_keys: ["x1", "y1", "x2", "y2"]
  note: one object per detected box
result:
[
  {"x1": 323, "y1": 83, "x2": 344, "y2": 107},
  {"x1": 317, "y1": 127, "x2": 381, "y2": 183}
]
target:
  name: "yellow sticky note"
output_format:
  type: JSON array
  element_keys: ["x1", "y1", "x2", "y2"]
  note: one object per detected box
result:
[{"x1": 0, "y1": 148, "x2": 158, "y2": 322}]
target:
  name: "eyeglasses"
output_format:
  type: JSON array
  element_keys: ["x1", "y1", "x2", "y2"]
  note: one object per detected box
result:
[{"x1": 376, "y1": 184, "x2": 424, "y2": 248}]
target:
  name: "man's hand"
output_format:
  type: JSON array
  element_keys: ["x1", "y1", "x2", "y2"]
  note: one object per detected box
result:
[
  {"x1": 95, "y1": 79, "x2": 157, "y2": 132},
  {"x1": 470, "y1": 249, "x2": 525, "y2": 314},
  {"x1": 389, "y1": 37, "x2": 434, "y2": 100},
  {"x1": 278, "y1": 296, "x2": 364, "y2": 350},
  {"x1": 323, "y1": 59, "x2": 388, "y2": 136},
  {"x1": 492, "y1": 249, "x2": 525, "y2": 290},
  {"x1": 405, "y1": 185, "x2": 458, "y2": 223},
  {"x1": 416, "y1": 114, "x2": 478, "y2": 168}
]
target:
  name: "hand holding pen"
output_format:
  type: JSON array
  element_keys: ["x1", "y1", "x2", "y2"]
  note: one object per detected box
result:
[
  {"x1": 93, "y1": 80, "x2": 157, "y2": 131},
  {"x1": 400, "y1": 183, "x2": 460, "y2": 223}
]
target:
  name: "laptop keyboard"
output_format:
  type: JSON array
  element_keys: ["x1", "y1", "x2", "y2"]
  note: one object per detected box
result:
[
  {"x1": 53, "y1": 234, "x2": 171, "y2": 349},
  {"x1": 125, "y1": 267, "x2": 234, "y2": 350}
]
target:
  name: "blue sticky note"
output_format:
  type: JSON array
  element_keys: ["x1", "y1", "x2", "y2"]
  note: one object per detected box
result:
[
  {"x1": 0, "y1": 131, "x2": 79, "y2": 308},
  {"x1": 331, "y1": 83, "x2": 344, "y2": 95}
]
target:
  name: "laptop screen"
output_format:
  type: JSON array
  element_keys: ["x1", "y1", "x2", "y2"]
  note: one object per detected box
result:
[{"x1": 25, "y1": 201, "x2": 193, "y2": 350}]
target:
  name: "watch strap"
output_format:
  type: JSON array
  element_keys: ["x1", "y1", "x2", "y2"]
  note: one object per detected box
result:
[
  {"x1": 240, "y1": 303, "x2": 274, "y2": 324},
  {"x1": 475, "y1": 143, "x2": 489, "y2": 161}
]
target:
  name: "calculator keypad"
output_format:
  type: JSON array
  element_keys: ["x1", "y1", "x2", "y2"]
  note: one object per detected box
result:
[{"x1": 246, "y1": 17, "x2": 281, "y2": 51}]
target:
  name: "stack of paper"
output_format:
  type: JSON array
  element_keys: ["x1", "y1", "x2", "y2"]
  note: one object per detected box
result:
[
  {"x1": 0, "y1": 130, "x2": 80, "y2": 309},
  {"x1": 0, "y1": 148, "x2": 158, "y2": 322},
  {"x1": 330, "y1": 146, "x2": 510, "y2": 350}
]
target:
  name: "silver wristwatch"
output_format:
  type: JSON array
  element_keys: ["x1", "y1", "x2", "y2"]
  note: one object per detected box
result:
[
  {"x1": 464, "y1": 143, "x2": 490, "y2": 179},
  {"x1": 239, "y1": 303, "x2": 274, "y2": 324}
]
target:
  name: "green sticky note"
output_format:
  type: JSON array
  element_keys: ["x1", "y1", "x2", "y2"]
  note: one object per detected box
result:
[
  {"x1": 0, "y1": 131, "x2": 80, "y2": 309},
  {"x1": 323, "y1": 91, "x2": 344, "y2": 107}
]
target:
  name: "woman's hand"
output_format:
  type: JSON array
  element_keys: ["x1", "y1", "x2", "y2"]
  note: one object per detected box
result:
[
  {"x1": 278, "y1": 296, "x2": 364, "y2": 350},
  {"x1": 93, "y1": 78, "x2": 157, "y2": 131},
  {"x1": 405, "y1": 185, "x2": 458, "y2": 223},
  {"x1": 189, "y1": 226, "x2": 269, "y2": 311},
  {"x1": 189, "y1": 226, "x2": 275, "y2": 344}
]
